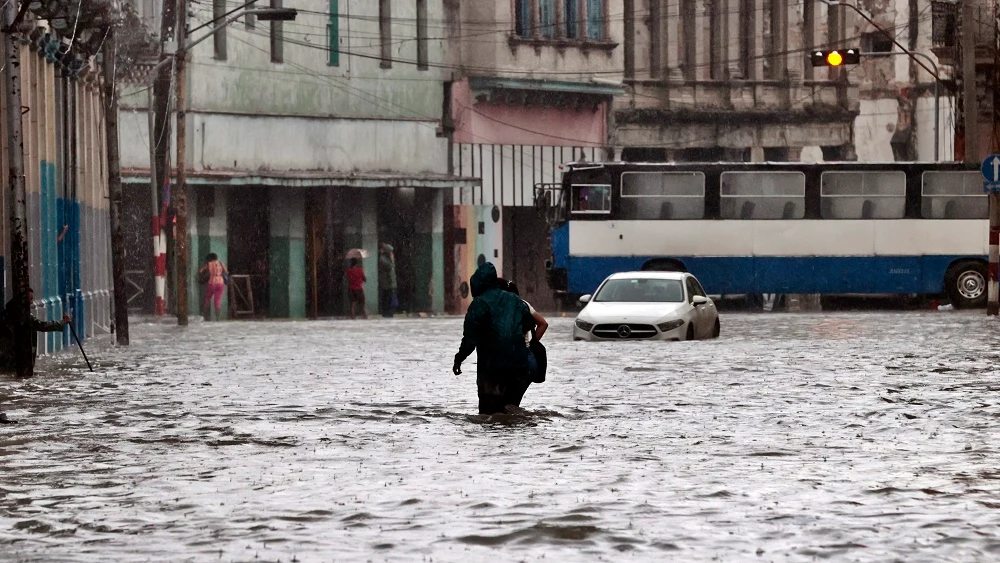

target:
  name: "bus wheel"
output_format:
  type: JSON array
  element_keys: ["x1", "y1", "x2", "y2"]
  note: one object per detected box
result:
[{"x1": 945, "y1": 260, "x2": 988, "y2": 309}]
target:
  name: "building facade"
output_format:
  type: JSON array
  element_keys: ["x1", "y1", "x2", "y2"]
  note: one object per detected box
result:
[
  {"x1": 119, "y1": 0, "x2": 476, "y2": 319},
  {"x1": 614, "y1": 0, "x2": 860, "y2": 163},
  {"x1": 851, "y1": 0, "x2": 955, "y2": 162},
  {"x1": 0, "y1": 13, "x2": 116, "y2": 356},
  {"x1": 444, "y1": 0, "x2": 623, "y2": 311}
]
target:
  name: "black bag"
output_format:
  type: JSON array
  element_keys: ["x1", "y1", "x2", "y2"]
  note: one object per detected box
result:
[
  {"x1": 528, "y1": 338, "x2": 547, "y2": 383},
  {"x1": 197, "y1": 269, "x2": 210, "y2": 284}
]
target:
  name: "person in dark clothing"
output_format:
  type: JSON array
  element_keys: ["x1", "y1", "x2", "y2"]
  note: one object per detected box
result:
[
  {"x1": 378, "y1": 243, "x2": 397, "y2": 318},
  {"x1": 0, "y1": 287, "x2": 70, "y2": 376},
  {"x1": 453, "y1": 263, "x2": 536, "y2": 414}
]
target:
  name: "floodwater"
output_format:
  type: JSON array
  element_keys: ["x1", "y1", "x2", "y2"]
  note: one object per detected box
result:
[{"x1": 3, "y1": 311, "x2": 1000, "y2": 562}]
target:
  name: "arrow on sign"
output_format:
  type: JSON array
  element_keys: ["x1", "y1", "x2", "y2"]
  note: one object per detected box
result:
[{"x1": 992, "y1": 157, "x2": 999, "y2": 182}]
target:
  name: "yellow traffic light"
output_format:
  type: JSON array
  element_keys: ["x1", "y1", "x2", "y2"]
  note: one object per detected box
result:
[{"x1": 826, "y1": 51, "x2": 844, "y2": 66}]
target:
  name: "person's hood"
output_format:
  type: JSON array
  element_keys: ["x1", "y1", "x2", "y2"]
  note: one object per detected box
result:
[
  {"x1": 381, "y1": 244, "x2": 394, "y2": 254},
  {"x1": 470, "y1": 262, "x2": 498, "y2": 298}
]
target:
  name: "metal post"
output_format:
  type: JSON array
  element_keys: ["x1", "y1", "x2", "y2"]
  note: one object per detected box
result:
[
  {"x1": 103, "y1": 22, "x2": 129, "y2": 344},
  {"x1": 4, "y1": 0, "x2": 33, "y2": 377},
  {"x1": 175, "y1": 0, "x2": 189, "y2": 326},
  {"x1": 152, "y1": 0, "x2": 177, "y2": 316}
]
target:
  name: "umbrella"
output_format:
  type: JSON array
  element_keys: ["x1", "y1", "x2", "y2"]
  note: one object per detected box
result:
[{"x1": 345, "y1": 248, "x2": 369, "y2": 260}]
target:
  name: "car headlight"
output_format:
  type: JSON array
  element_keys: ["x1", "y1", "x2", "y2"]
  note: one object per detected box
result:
[
  {"x1": 575, "y1": 319, "x2": 594, "y2": 331},
  {"x1": 657, "y1": 319, "x2": 684, "y2": 332}
]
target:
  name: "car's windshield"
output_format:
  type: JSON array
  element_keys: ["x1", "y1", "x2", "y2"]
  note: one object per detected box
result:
[{"x1": 593, "y1": 278, "x2": 684, "y2": 303}]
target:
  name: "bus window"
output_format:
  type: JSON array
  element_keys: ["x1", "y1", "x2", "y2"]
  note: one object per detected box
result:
[
  {"x1": 720, "y1": 171, "x2": 805, "y2": 219},
  {"x1": 620, "y1": 172, "x2": 705, "y2": 219},
  {"x1": 820, "y1": 171, "x2": 905, "y2": 219},
  {"x1": 570, "y1": 184, "x2": 612, "y2": 214},
  {"x1": 921, "y1": 171, "x2": 987, "y2": 219}
]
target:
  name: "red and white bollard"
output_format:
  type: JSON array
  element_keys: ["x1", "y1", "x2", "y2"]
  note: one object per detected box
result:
[{"x1": 153, "y1": 214, "x2": 166, "y2": 315}]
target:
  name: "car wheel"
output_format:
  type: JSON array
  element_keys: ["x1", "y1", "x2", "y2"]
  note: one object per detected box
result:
[
  {"x1": 711, "y1": 318, "x2": 720, "y2": 339},
  {"x1": 945, "y1": 260, "x2": 987, "y2": 309},
  {"x1": 685, "y1": 323, "x2": 695, "y2": 341}
]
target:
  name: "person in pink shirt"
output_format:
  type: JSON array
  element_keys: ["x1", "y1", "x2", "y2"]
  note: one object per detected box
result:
[
  {"x1": 345, "y1": 258, "x2": 368, "y2": 319},
  {"x1": 198, "y1": 253, "x2": 228, "y2": 321}
]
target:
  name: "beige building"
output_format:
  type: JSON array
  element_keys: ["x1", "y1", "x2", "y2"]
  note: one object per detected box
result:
[{"x1": 613, "y1": 0, "x2": 862, "y2": 162}]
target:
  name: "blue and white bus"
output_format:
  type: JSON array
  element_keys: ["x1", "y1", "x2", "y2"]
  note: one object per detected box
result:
[{"x1": 538, "y1": 161, "x2": 988, "y2": 308}]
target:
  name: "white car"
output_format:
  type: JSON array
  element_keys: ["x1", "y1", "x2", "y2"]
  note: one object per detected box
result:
[{"x1": 572, "y1": 271, "x2": 720, "y2": 341}]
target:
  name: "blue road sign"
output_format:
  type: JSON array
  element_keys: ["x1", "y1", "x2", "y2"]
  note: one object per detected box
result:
[
  {"x1": 983, "y1": 154, "x2": 1000, "y2": 182},
  {"x1": 984, "y1": 181, "x2": 1000, "y2": 194}
]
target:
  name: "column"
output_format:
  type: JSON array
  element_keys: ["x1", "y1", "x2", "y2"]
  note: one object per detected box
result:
[
  {"x1": 694, "y1": 0, "x2": 709, "y2": 81},
  {"x1": 269, "y1": 187, "x2": 307, "y2": 318},
  {"x1": 192, "y1": 186, "x2": 229, "y2": 318},
  {"x1": 725, "y1": 0, "x2": 742, "y2": 78},
  {"x1": 665, "y1": 0, "x2": 682, "y2": 81},
  {"x1": 785, "y1": 0, "x2": 802, "y2": 82},
  {"x1": 413, "y1": 188, "x2": 444, "y2": 314}
]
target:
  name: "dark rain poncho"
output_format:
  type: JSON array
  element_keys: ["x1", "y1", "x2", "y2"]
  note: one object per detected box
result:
[
  {"x1": 0, "y1": 297, "x2": 65, "y2": 374},
  {"x1": 454, "y1": 263, "x2": 536, "y2": 414}
]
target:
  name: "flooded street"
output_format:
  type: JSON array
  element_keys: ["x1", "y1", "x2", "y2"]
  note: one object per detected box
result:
[{"x1": 3, "y1": 312, "x2": 1000, "y2": 562}]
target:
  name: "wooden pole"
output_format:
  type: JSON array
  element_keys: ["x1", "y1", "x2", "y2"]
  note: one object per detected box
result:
[
  {"x1": 174, "y1": 0, "x2": 189, "y2": 325},
  {"x1": 104, "y1": 23, "x2": 129, "y2": 344}
]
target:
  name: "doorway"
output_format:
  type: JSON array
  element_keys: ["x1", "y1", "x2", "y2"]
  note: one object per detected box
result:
[{"x1": 227, "y1": 188, "x2": 270, "y2": 316}]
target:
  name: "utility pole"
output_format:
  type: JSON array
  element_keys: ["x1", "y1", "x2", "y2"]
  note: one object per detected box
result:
[
  {"x1": 152, "y1": 0, "x2": 178, "y2": 316},
  {"x1": 174, "y1": 0, "x2": 189, "y2": 326},
  {"x1": 974, "y1": 0, "x2": 1000, "y2": 316},
  {"x1": 3, "y1": 0, "x2": 33, "y2": 377},
  {"x1": 103, "y1": 21, "x2": 129, "y2": 344}
]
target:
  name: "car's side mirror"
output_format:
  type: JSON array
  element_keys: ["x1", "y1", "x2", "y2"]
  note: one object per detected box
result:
[
  {"x1": 692, "y1": 295, "x2": 708, "y2": 305},
  {"x1": 579, "y1": 294, "x2": 592, "y2": 304}
]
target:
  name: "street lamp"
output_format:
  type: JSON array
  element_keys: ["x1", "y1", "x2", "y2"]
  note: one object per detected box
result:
[
  {"x1": 169, "y1": 6, "x2": 298, "y2": 325},
  {"x1": 817, "y1": 0, "x2": 947, "y2": 162}
]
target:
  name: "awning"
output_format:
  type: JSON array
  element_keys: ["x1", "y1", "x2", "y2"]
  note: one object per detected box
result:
[{"x1": 121, "y1": 169, "x2": 481, "y2": 190}]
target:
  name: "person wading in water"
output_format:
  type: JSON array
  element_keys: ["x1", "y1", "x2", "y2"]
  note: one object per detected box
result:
[
  {"x1": 452, "y1": 262, "x2": 536, "y2": 414},
  {"x1": 0, "y1": 287, "x2": 71, "y2": 422}
]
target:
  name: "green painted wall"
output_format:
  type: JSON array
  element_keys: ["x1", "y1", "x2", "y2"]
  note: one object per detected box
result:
[
  {"x1": 412, "y1": 188, "x2": 444, "y2": 313},
  {"x1": 269, "y1": 189, "x2": 306, "y2": 318},
  {"x1": 191, "y1": 188, "x2": 229, "y2": 319}
]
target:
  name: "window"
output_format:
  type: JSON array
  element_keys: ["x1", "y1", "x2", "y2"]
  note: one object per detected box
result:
[
  {"x1": 738, "y1": 0, "x2": 753, "y2": 78},
  {"x1": 270, "y1": 0, "x2": 283, "y2": 63},
  {"x1": 709, "y1": 0, "x2": 723, "y2": 79},
  {"x1": 595, "y1": 278, "x2": 684, "y2": 303},
  {"x1": 821, "y1": 171, "x2": 906, "y2": 219},
  {"x1": 416, "y1": 0, "x2": 428, "y2": 69},
  {"x1": 515, "y1": 0, "x2": 530, "y2": 38},
  {"x1": 586, "y1": 0, "x2": 604, "y2": 39},
  {"x1": 861, "y1": 31, "x2": 893, "y2": 53},
  {"x1": 570, "y1": 184, "x2": 611, "y2": 214},
  {"x1": 921, "y1": 171, "x2": 987, "y2": 219},
  {"x1": 328, "y1": 0, "x2": 339, "y2": 66},
  {"x1": 685, "y1": 277, "x2": 706, "y2": 302},
  {"x1": 679, "y1": 0, "x2": 696, "y2": 79},
  {"x1": 620, "y1": 172, "x2": 705, "y2": 219},
  {"x1": 540, "y1": 0, "x2": 556, "y2": 38},
  {"x1": 720, "y1": 171, "x2": 805, "y2": 219},
  {"x1": 515, "y1": 0, "x2": 605, "y2": 41},
  {"x1": 565, "y1": 0, "x2": 579, "y2": 38},
  {"x1": 213, "y1": 0, "x2": 227, "y2": 60},
  {"x1": 379, "y1": 0, "x2": 391, "y2": 68},
  {"x1": 762, "y1": 0, "x2": 784, "y2": 79}
]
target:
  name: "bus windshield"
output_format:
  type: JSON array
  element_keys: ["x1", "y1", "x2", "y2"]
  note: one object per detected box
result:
[{"x1": 594, "y1": 278, "x2": 684, "y2": 303}]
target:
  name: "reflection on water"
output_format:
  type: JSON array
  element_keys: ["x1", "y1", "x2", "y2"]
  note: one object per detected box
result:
[{"x1": 2, "y1": 312, "x2": 1000, "y2": 561}]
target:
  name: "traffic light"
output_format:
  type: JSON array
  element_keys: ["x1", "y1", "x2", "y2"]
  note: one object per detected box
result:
[{"x1": 810, "y1": 48, "x2": 861, "y2": 67}]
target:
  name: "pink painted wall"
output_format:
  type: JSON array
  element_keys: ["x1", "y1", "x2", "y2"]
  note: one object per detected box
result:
[{"x1": 451, "y1": 79, "x2": 606, "y2": 147}]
